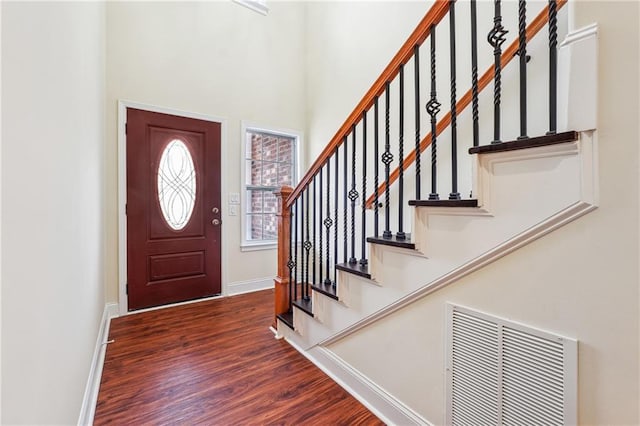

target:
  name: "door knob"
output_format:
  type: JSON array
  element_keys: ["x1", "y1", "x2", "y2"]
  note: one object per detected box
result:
[
  {"x1": 212, "y1": 207, "x2": 220, "y2": 214},
  {"x1": 212, "y1": 219, "x2": 221, "y2": 226}
]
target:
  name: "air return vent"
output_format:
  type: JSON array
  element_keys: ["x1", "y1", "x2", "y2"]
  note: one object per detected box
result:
[{"x1": 446, "y1": 304, "x2": 577, "y2": 426}]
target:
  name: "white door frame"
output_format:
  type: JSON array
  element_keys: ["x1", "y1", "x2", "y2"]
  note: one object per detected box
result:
[{"x1": 117, "y1": 100, "x2": 229, "y2": 315}]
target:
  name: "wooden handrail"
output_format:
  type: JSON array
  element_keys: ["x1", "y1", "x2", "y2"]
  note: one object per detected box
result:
[
  {"x1": 286, "y1": 0, "x2": 452, "y2": 209},
  {"x1": 364, "y1": 0, "x2": 567, "y2": 208}
]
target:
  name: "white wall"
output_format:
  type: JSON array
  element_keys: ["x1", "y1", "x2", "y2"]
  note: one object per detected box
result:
[
  {"x1": 1, "y1": 2, "x2": 106, "y2": 424},
  {"x1": 327, "y1": 2, "x2": 640, "y2": 425},
  {"x1": 106, "y1": 1, "x2": 307, "y2": 303}
]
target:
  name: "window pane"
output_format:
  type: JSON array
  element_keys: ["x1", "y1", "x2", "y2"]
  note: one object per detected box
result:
[
  {"x1": 263, "y1": 214, "x2": 277, "y2": 240},
  {"x1": 247, "y1": 189, "x2": 264, "y2": 214},
  {"x1": 277, "y1": 162, "x2": 293, "y2": 186},
  {"x1": 278, "y1": 137, "x2": 294, "y2": 163},
  {"x1": 248, "y1": 160, "x2": 262, "y2": 186},
  {"x1": 264, "y1": 191, "x2": 277, "y2": 214},
  {"x1": 157, "y1": 139, "x2": 196, "y2": 231},
  {"x1": 248, "y1": 132, "x2": 263, "y2": 160},
  {"x1": 249, "y1": 214, "x2": 263, "y2": 240},
  {"x1": 263, "y1": 135, "x2": 278, "y2": 162},
  {"x1": 262, "y1": 161, "x2": 278, "y2": 186}
]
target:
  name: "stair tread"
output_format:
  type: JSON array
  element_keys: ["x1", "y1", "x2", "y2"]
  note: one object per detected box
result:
[
  {"x1": 468, "y1": 130, "x2": 578, "y2": 154},
  {"x1": 367, "y1": 234, "x2": 415, "y2": 250},
  {"x1": 292, "y1": 298, "x2": 313, "y2": 317},
  {"x1": 409, "y1": 199, "x2": 478, "y2": 207},
  {"x1": 276, "y1": 311, "x2": 294, "y2": 330},
  {"x1": 336, "y1": 262, "x2": 372, "y2": 279},
  {"x1": 311, "y1": 282, "x2": 339, "y2": 300}
]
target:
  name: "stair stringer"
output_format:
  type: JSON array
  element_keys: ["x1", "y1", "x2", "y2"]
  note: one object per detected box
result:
[{"x1": 279, "y1": 130, "x2": 597, "y2": 352}]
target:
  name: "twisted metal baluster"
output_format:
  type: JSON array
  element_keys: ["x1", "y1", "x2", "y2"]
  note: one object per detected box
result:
[
  {"x1": 471, "y1": 0, "x2": 479, "y2": 147},
  {"x1": 426, "y1": 24, "x2": 441, "y2": 200},
  {"x1": 397, "y1": 65, "x2": 406, "y2": 239},
  {"x1": 333, "y1": 147, "x2": 338, "y2": 286},
  {"x1": 360, "y1": 111, "x2": 368, "y2": 266},
  {"x1": 324, "y1": 160, "x2": 332, "y2": 285},
  {"x1": 287, "y1": 205, "x2": 294, "y2": 310},
  {"x1": 449, "y1": 1, "x2": 460, "y2": 200},
  {"x1": 343, "y1": 137, "x2": 348, "y2": 263},
  {"x1": 349, "y1": 125, "x2": 359, "y2": 264},
  {"x1": 518, "y1": 0, "x2": 529, "y2": 140},
  {"x1": 488, "y1": 0, "x2": 508, "y2": 144},
  {"x1": 374, "y1": 97, "x2": 380, "y2": 237},
  {"x1": 382, "y1": 82, "x2": 394, "y2": 238},
  {"x1": 548, "y1": 0, "x2": 558, "y2": 135},
  {"x1": 414, "y1": 45, "x2": 422, "y2": 199}
]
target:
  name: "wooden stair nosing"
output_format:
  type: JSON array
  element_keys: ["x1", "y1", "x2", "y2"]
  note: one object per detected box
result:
[
  {"x1": 468, "y1": 130, "x2": 578, "y2": 155},
  {"x1": 311, "y1": 282, "x2": 339, "y2": 301},
  {"x1": 366, "y1": 233, "x2": 416, "y2": 250},
  {"x1": 292, "y1": 298, "x2": 314, "y2": 317},
  {"x1": 409, "y1": 199, "x2": 478, "y2": 208},
  {"x1": 276, "y1": 311, "x2": 294, "y2": 330},
  {"x1": 336, "y1": 262, "x2": 372, "y2": 280}
]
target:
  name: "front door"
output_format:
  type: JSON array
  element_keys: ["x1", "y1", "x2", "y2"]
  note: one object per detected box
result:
[{"x1": 126, "y1": 108, "x2": 222, "y2": 311}]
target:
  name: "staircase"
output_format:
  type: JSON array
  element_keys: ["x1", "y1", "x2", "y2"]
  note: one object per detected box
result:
[{"x1": 272, "y1": 0, "x2": 598, "y2": 423}]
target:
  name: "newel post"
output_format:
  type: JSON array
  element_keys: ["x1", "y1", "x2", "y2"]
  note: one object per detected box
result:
[{"x1": 273, "y1": 186, "x2": 293, "y2": 328}]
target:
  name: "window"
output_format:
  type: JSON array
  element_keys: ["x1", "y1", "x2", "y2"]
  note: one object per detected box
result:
[{"x1": 242, "y1": 124, "x2": 299, "y2": 250}]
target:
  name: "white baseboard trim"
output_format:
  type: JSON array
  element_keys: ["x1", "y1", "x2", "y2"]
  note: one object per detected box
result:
[
  {"x1": 78, "y1": 303, "x2": 119, "y2": 426},
  {"x1": 284, "y1": 336, "x2": 431, "y2": 426},
  {"x1": 227, "y1": 277, "x2": 273, "y2": 296}
]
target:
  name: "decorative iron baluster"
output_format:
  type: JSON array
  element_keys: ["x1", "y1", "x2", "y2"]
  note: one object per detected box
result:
[
  {"x1": 333, "y1": 147, "x2": 338, "y2": 286},
  {"x1": 518, "y1": 0, "x2": 529, "y2": 140},
  {"x1": 360, "y1": 111, "x2": 368, "y2": 266},
  {"x1": 294, "y1": 198, "x2": 298, "y2": 301},
  {"x1": 374, "y1": 97, "x2": 380, "y2": 237},
  {"x1": 349, "y1": 126, "x2": 359, "y2": 264},
  {"x1": 449, "y1": 1, "x2": 461, "y2": 200},
  {"x1": 318, "y1": 168, "x2": 323, "y2": 286},
  {"x1": 312, "y1": 176, "x2": 317, "y2": 286},
  {"x1": 325, "y1": 160, "x2": 332, "y2": 285},
  {"x1": 303, "y1": 188, "x2": 311, "y2": 300},
  {"x1": 287, "y1": 204, "x2": 294, "y2": 309},
  {"x1": 470, "y1": 0, "x2": 479, "y2": 147},
  {"x1": 414, "y1": 45, "x2": 422, "y2": 199},
  {"x1": 488, "y1": 0, "x2": 508, "y2": 144},
  {"x1": 382, "y1": 82, "x2": 394, "y2": 238},
  {"x1": 343, "y1": 136, "x2": 348, "y2": 263},
  {"x1": 548, "y1": 0, "x2": 558, "y2": 135},
  {"x1": 397, "y1": 65, "x2": 406, "y2": 239},
  {"x1": 426, "y1": 24, "x2": 441, "y2": 200}
]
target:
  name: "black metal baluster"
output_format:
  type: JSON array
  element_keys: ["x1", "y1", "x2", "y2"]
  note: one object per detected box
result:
[
  {"x1": 287, "y1": 205, "x2": 294, "y2": 310},
  {"x1": 325, "y1": 160, "x2": 332, "y2": 285},
  {"x1": 382, "y1": 82, "x2": 394, "y2": 238},
  {"x1": 294, "y1": 199, "x2": 298, "y2": 301},
  {"x1": 360, "y1": 111, "x2": 368, "y2": 266},
  {"x1": 471, "y1": 0, "x2": 479, "y2": 147},
  {"x1": 518, "y1": 0, "x2": 529, "y2": 140},
  {"x1": 488, "y1": 0, "x2": 508, "y2": 144},
  {"x1": 343, "y1": 137, "x2": 348, "y2": 263},
  {"x1": 374, "y1": 97, "x2": 380, "y2": 237},
  {"x1": 449, "y1": 1, "x2": 461, "y2": 200},
  {"x1": 548, "y1": 0, "x2": 558, "y2": 135},
  {"x1": 333, "y1": 147, "x2": 339, "y2": 286},
  {"x1": 305, "y1": 187, "x2": 311, "y2": 300},
  {"x1": 397, "y1": 65, "x2": 406, "y2": 239},
  {"x1": 318, "y1": 168, "x2": 323, "y2": 286},
  {"x1": 414, "y1": 45, "x2": 422, "y2": 199},
  {"x1": 349, "y1": 126, "x2": 358, "y2": 263},
  {"x1": 312, "y1": 176, "x2": 317, "y2": 287},
  {"x1": 426, "y1": 25, "x2": 441, "y2": 200}
]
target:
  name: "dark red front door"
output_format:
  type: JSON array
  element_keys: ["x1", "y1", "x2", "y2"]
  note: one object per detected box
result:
[{"x1": 126, "y1": 108, "x2": 221, "y2": 311}]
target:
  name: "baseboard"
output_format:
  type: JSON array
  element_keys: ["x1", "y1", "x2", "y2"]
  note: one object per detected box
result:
[
  {"x1": 284, "y1": 336, "x2": 431, "y2": 426},
  {"x1": 227, "y1": 277, "x2": 273, "y2": 296},
  {"x1": 77, "y1": 303, "x2": 119, "y2": 426}
]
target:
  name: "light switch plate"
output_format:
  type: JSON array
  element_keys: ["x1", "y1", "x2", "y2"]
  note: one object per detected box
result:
[
  {"x1": 229, "y1": 192, "x2": 240, "y2": 204},
  {"x1": 229, "y1": 205, "x2": 238, "y2": 216}
]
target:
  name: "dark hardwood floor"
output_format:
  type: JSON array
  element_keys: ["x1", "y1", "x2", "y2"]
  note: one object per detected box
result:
[{"x1": 94, "y1": 289, "x2": 384, "y2": 425}]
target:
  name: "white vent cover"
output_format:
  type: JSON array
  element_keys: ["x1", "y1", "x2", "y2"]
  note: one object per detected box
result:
[{"x1": 446, "y1": 304, "x2": 577, "y2": 426}]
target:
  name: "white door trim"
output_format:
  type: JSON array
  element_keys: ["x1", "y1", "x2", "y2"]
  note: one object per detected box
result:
[{"x1": 117, "y1": 100, "x2": 228, "y2": 315}]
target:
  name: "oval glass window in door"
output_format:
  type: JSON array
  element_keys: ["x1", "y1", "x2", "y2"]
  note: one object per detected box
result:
[{"x1": 157, "y1": 139, "x2": 197, "y2": 230}]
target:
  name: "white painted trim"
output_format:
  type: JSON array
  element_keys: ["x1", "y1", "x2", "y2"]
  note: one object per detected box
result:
[
  {"x1": 77, "y1": 303, "x2": 119, "y2": 426},
  {"x1": 560, "y1": 22, "x2": 598, "y2": 47},
  {"x1": 232, "y1": 0, "x2": 268, "y2": 16},
  {"x1": 284, "y1": 337, "x2": 431, "y2": 426},
  {"x1": 227, "y1": 277, "x2": 274, "y2": 296},
  {"x1": 117, "y1": 100, "x2": 229, "y2": 315}
]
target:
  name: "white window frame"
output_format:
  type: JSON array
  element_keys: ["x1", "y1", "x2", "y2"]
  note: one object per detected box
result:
[{"x1": 240, "y1": 121, "x2": 301, "y2": 251}]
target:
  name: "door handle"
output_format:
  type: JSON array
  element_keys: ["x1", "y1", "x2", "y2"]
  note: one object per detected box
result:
[{"x1": 212, "y1": 219, "x2": 221, "y2": 226}]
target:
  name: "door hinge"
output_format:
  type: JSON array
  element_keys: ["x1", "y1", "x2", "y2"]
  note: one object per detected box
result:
[
  {"x1": 126, "y1": 284, "x2": 128, "y2": 294},
  {"x1": 125, "y1": 203, "x2": 127, "y2": 215},
  {"x1": 125, "y1": 123, "x2": 128, "y2": 135}
]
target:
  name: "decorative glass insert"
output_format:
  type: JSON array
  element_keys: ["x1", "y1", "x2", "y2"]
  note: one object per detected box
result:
[{"x1": 157, "y1": 139, "x2": 196, "y2": 231}]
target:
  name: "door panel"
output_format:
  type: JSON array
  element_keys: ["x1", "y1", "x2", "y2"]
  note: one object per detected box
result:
[{"x1": 127, "y1": 108, "x2": 221, "y2": 310}]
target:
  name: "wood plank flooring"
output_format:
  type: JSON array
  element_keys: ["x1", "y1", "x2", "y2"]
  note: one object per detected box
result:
[{"x1": 94, "y1": 289, "x2": 384, "y2": 425}]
